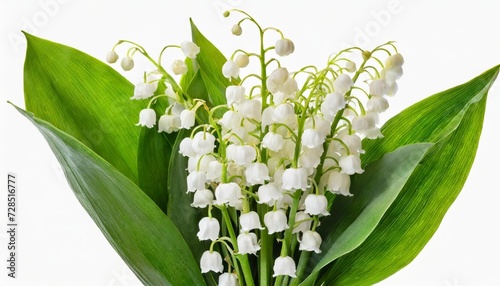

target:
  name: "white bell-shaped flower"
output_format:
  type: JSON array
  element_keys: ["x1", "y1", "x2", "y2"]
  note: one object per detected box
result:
[
  {"x1": 257, "y1": 183, "x2": 283, "y2": 206},
  {"x1": 237, "y1": 232, "x2": 261, "y2": 255},
  {"x1": 301, "y1": 129, "x2": 326, "y2": 149},
  {"x1": 215, "y1": 182, "x2": 242, "y2": 207},
  {"x1": 218, "y1": 110, "x2": 243, "y2": 131},
  {"x1": 187, "y1": 171, "x2": 206, "y2": 193},
  {"x1": 299, "y1": 147, "x2": 321, "y2": 170},
  {"x1": 237, "y1": 99, "x2": 262, "y2": 121},
  {"x1": 264, "y1": 209, "x2": 289, "y2": 234},
  {"x1": 262, "y1": 132, "x2": 284, "y2": 152},
  {"x1": 180, "y1": 109, "x2": 196, "y2": 129},
  {"x1": 352, "y1": 114, "x2": 376, "y2": 132},
  {"x1": 171, "y1": 59, "x2": 188, "y2": 75},
  {"x1": 266, "y1": 68, "x2": 289, "y2": 93},
  {"x1": 282, "y1": 167, "x2": 309, "y2": 191},
  {"x1": 321, "y1": 91, "x2": 345, "y2": 118},
  {"x1": 235, "y1": 54, "x2": 249, "y2": 68},
  {"x1": 272, "y1": 256, "x2": 297, "y2": 278},
  {"x1": 197, "y1": 217, "x2": 220, "y2": 241},
  {"x1": 336, "y1": 132, "x2": 364, "y2": 155},
  {"x1": 339, "y1": 154, "x2": 363, "y2": 175},
  {"x1": 388, "y1": 81, "x2": 399, "y2": 96},
  {"x1": 226, "y1": 145, "x2": 256, "y2": 166},
  {"x1": 327, "y1": 170, "x2": 352, "y2": 196},
  {"x1": 226, "y1": 85, "x2": 246, "y2": 106},
  {"x1": 369, "y1": 79, "x2": 390, "y2": 96},
  {"x1": 206, "y1": 161, "x2": 223, "y2": 182},
  {"x1": 192, "y1": 132, "x2": 216, "y2": 155},
  {"x1": 219, "y1": 272, "x2": 238, "y2": 286},
  {"x1": 292, "y1": 211, "x2": 312, "y2": 234},
  {"x1": 272, "y1": 103, "x2": 295, "y2": 124},
  {"x1": 275, "y1": 38, "x2": 295, "y2": 56},
  {"x1": 304, "y1": 194, "x2": 329, "y2": 216},
  {"x1": 240, "y1": 211, "x2": 264, "y2": 232},
  {"x1": 200, "y1": 251, "x2": 224, "y2": 273},
  {"x1": 222, "y1": 60, "x2": 239, "y2": 80},
  {"x1": 106, "y1": 50, "x2": 119, "y2": 63},
  {"x1": 121, "y1": 56, "x2": 134, "y2": 71},
  {"x1": 299, "y1": 230, "x2": 322, "y2": 253},
  {"x1": 367, "y1": 96, "x2": 389, "y2": 113},
  {"x1": 385, "y1": 53, "x2": 404, "y2": 70},
  {"x1": 382, "y1": 67, "x2": 403, "y2": 84},
  {"x1": 191, "y1": 189, "x2": 214, "y2": 208},
  {"x1": 158, "y1": 115, "x2": 181, "y2": 133},
  {"x1": 333, "y1": 74, "x2": 353, "y2": 95},
  {"x1": 136, "y1": 108, "x2": 156, "y2": 128},
  {"x1": 280, "y1": 77, "x2": 298, "y2": 96},
  {"x1": 188, "y1": 155, "x2": 216, "y2": 173},
  {"x1": 179, "y1": 137, "x2": 196, "y2": 158},
  {"x1": 245, "y1": 163, "x2": 270, "y2": 186},
  {"x1": 181, "y1": 41, "x2": 200, "y2": 59},
  {"x1": 131, "y1": 82, "x2": 157, "y2": 100}
]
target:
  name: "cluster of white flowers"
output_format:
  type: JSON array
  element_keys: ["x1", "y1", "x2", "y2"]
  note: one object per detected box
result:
[{"x1": 108, "y1": 10, "x2": 403, "y2": 286}]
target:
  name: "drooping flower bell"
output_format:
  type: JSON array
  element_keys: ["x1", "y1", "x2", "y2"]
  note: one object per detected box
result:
[
  {"x1": 244, "y1": 163, "x2": 270, "y2": 186},
  {"x1": 218, "y1": 272, "x2": 238, "y2": 286},
  {"x1": 136, "y1": 108, "x2": 156, "y2": 128},
  {"x1": 106, "y1": 50, "x2": 119, "y2": 63},
  {"x1": 180, "y1": 109, "x2": 196, "y2": 129},
  {"x1": 298, "y1": 230, "x2": 322, "y2": 253},
  {"x1": 282, "y1": 167, "x2": 309, "y2": 191},
  {"x1": 292, "y1": 211, "x2": 312, "y2": 234},
  {"x1": 304, "y1": 194, "x2": 329, "y2": 216},
  {"x1": 264, "y1": 209, "x2": 289, "y2": 234},
  {"x1": 120, "y1": 56, "x2": 134, "y2": 71},
  {"x1": 222, "y1": 60, "x2": 239, "y2": 80},
  {"x1": 200, "y1": 251, "x2": 224, "y2": 273},
  {"x1": 158, "y1": 114, "x2": 181, "y2": 133},
  {"x1": 191, "y1": 189, "x2": 214, "y2": 208},
  {"x1": 240, "y1": 211, "x2": 264, "y2": 232},
  {"x1": 197, "y1": 217, "x2": 220, "y2": 241},
  {"x1": 275, "y1": 38, "x2": 295, "y2": 56},
  {"x1": 187, "y1": 171, "x2": 207, "y2": 193},
  {"x1": 237, "y1": 232, "x2": 261, "y2": 255},
  {"x1": 272, "y1": 256, "x2": 297, "y2": 278},
  {"x1": 215, "y1": 182, "x2": 242, "y2": 207},
  {"x1": 339, "y1": 154, "x2": 363, "y2": 175},
  {"x1": 181, "y1": 41, "x2": 200, "y2": 58},
  {"x1": 172, "y1": 59, "x2": 188, "y2": 75}
]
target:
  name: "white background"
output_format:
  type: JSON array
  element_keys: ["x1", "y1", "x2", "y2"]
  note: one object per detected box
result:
[{"x1": 1, "y1": 0, "x2": 500, "y2": 285}]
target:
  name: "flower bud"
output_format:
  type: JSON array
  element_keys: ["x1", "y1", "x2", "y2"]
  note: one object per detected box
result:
[
  {"x1": 191, "y1": 189, "x2": 214, "y2": 208},
  {"x1": 219, "y1": 273, "x2": 238, "y2": 286},
  {"x1": 345, "y1": 60, "x2": 356, "y2": 73},
  {"x1": 181, "y1": 41, "x2": 200, "y2": 58},
  {"x1": 237, "y1": 232, "x2": 261, "y2": 255},
  {"x1": 158, "y1": 114, "x2": 181, "y2": 133},
  {"x1": 200, "y1": 251, "x2": 223, "y2": 273},
  {"x1": 171, "y1": 59, "x2": 188, "y2": 75},
  {"x1": 121, "y1": 56, "x2": 134, "y2": 71},
  {"x1": 275, "y1": 38, "x2": 295, "y2": 56},
  {"x1": 106, "y1": 50, "x2": 119, "y2": 63},
  {"x1": 222, "y1": 60, "x2": 239, "y2": 80},
  {"x1": 235, "y1": 54, "x2": 249, "y2": 68},
  {"x1": 231, "y1": 24, "x2": 242, "y2": 36},
  {"x1": 304, "y1": 194, "x2": 329, "y2": 216},
  {"x1": 136, "y1": 108, "x2": 156, "y2": 128},
  {"x1": 197, "y1": 217, "x2": 220, "y2": 241},
  {"x1": 385, "y1": 53, "x2": 404, "y2": 70},
  {"x1": 180, "y1": 109, "x2": 196, "y2": 129},
  {"x1": 272, "y1": 256, "x2": 296, "y2": 278},
  {"x1": 280, "y1": 77, "x2": 298, "y2": 96},
  {"x1": 264, "y1": 209, "x2": 289, "y2": 234},
  {"x1": 268, "y1": 67, "x2": 289, "y2": 86},
  {"x1": 299, "y1": 230, "x2": 322, "y2": 253},
  {"x1": 362, "y1": 50, "x2": 372, "y2": 61},
  {"x1": 223, "y1": 10, "x2": 230, "y2": 17},
  {"x1": 339, "y1": 154, "x2": 363, "y2": 175}
]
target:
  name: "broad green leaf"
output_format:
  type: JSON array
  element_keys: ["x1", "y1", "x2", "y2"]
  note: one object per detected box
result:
[
  {"x1": 166, "y1": 130, "x2": 208, "y2": 260},
  {"x1": 23, "y1": 33, "x2": 141, "y2": 182},
  {"x1": 298, "y1": 143, "x2": 432, "y2": 285},
  {"x1": 136, "y1": 83, "x2": 173, "y2": 213},
  {"x1": 318, "y1": 65, "x2": 499, "y2": 285},
  {"x1": 14, "y1": 104, "x2": 206, "y2": 286},
  {"x1": 180, "y1": 57, "x2": 198, "y2": 92},
  {"x1": 190, "y1": 19, "x2": 238, "y2": 107}
]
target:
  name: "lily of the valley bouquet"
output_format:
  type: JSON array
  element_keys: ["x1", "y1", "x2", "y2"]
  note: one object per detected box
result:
[{"x1": 13, "y1": 10, "x2": 498, "y2": 286}]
